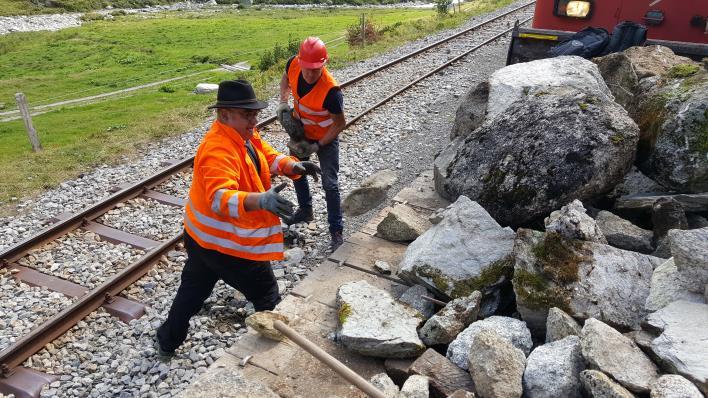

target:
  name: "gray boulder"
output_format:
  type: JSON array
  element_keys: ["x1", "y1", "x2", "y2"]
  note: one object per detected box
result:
[
  {"x1": 544, "y1": 200, "x2": 607, "y2": 243},
  {"x1": 649, "y1": 375, "x2": 703, "y2": 398},
  {"x1": 608, "y1": 166, "x2": 666, "y2": 200},
  {"x1": 342, "y1": 169, "x2": 397, "y2": 216},
  {"x1": 376, "y1": 204, "x2": 431, "y2": 242},
  {"x1": 336, "y1": 281, "x2": 425, "y2": 358},
  {"x1": 593, "y1": 51, "x2": 638, "y2": 109},
  {"x1": 468, "y1": 330, "x2": 526, "y2": 398},
  {"x1": 451, "y1": 81, "x2": 489, "y2": 139},
  {"x1": 596, "y1": 211, "x2": 653, "y2": 254},
  {"x1": 668, "y1": 227, "x2": 708, "y2": 294},
  {"x1": 633, "y1": 55, "x2": 707, "y2": 192},
  {"x1": 512, "y1": 229, "x2": 662, "y2": 336},
  {"x1": 545, "y1": 307, "x2": 582, "y2": 343},
  {"x1": 435, "y1": 86, "x2": 638, "y2": 227},
  {"x1": 645, "y1": 258, "x2": 705, "y2": 312},
  {"x1": 398, "y1": 284, "x2": 435, "y2": 319},
  {"x1": 644, "y1": 300, "x2": 708, "y2": 395},
  {"x1": 447, "y1": 316, "x2": 532, "y2": 371},
  {"x1": 399, "y1": 375, "x2": 429, "y2": 398},
  {"x1": 485, "y1": 56, "x2": 613, "y2": 120},
  {"x1": 579, "y1": 370, "x2": 635, "y2": 398},
  {"x1": 523, "y1": 336, "x2": 585, "y2": 398},
  {"x1": 624, "y1": 45, "x2": 696, "y2": 80},
  {"x1": 650, "y1": 375, "x2": 703, "y2": 398},
  {"x1": 581, "y1": 318, "x2": 659, "y2": 394},
  {"x1": 398, "y1": 196, "x2": 516, "y2": 300},
  {"x1": 371, "y1": 372, "x2": 400, "y2": 397},
  {"x1": 418, "y1": 291, "x2": 481, "y2": 346}
]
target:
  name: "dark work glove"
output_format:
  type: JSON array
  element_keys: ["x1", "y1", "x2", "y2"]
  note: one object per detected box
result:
[
  {"x1": 258, "y1": 182, "x2": 294, "y2": 218},
  {"x1": 292, "y1": 161, "x2": 322, "y2": 182}
]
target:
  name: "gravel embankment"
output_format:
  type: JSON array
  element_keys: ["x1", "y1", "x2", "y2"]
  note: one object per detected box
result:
[{"x1": 0, "y1": 2, "x2": 530, "y2": 396}]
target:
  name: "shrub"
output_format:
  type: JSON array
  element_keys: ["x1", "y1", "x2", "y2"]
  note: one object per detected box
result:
[
  {"x1": 80, "y1": 12, "x2": 105, "y2": 21},
  {"x1": 257, "y1": 36, "x2": 301, "y2": 71},
  {"x1": 346, "y1": 18, "x2": 379, "y2": 46},
  {"x1": 159, "y1": 85, "x2": 176, "y2": 93},
  {"x1": 435, "y1": 0, "x2": 453, "y2": 15},
  {"x1": 258, "y1": 49, "x2": 274, "y2": 71}
]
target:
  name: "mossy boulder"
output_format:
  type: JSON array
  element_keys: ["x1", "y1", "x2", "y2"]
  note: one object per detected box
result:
[
  {"x1": 512, "y1": 229, "x2": 663, "y2": 338},
  {"x1": 436, "y1": 81, "x2": 638, "y2": 227},
  {"x1": 398, "y1": 196, "x2": 515, "y2": 300}
]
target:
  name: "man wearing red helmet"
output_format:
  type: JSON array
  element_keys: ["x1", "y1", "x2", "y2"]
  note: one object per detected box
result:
[{"x1": 279, "y1": 36, "x2": 346, "y2": 251}]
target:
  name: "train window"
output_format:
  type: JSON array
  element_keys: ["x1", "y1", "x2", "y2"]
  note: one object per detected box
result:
[{"x1": 554, "y1": 0, "x2": 593, "y2": 19}]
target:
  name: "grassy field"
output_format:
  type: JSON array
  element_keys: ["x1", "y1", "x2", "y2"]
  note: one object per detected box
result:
[{"x1": 0, "y1": 0, "x2": 515, "y2": 210}]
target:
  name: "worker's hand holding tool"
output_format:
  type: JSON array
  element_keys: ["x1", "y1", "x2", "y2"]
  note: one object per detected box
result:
[
  {"x1": 276, "y1": 103, "x2": 291, "y2": 121},
  {"x1": 292, "y1": 161, "x2": 322, "y2": 182},
  {"x1": 258, "y1": 182, "x2": 295, "y2": 218}
]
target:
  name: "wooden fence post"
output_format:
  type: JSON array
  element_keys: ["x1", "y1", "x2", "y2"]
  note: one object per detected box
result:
[
  {"x1": 361, "y1": 14, "x2": 366, "y2": 46},
  {"x1": 15, "y1": 92, "x2": 42, "y2": 152}
]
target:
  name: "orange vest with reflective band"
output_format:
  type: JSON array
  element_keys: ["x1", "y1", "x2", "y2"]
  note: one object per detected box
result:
[
  {"x1": 287, "y1": 56, "x2": 340, "y2": 141},
  {"x1": 184, "y1": 120, "x2": 300, "y2": 261}
]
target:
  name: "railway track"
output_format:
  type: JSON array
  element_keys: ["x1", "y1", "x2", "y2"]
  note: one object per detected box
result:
[{"x1": 0, "y1": 4, "x2": 534, "y2": 396}]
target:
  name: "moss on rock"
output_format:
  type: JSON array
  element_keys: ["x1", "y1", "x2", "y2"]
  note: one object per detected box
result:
[
  {"x1": 449, "y1": 256, "x2": 514, "y2": 298},
  {"x1": 667, "y1": 64, "x2": 700, "y2": 79},
  {"x1": 338, "y1": 303, "x2": 352, "y2": 325},
  {"x1": 513, "y1": 269, "x2": 571, "y2": 312},
  {"x1": 415, "y1": 264, "x2": 450, "y2": 294}
]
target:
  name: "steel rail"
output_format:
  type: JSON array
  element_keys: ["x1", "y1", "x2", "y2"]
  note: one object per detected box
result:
[
  {"x1": 0, "y1": 234, "x2": 182, "y2": 374},
  {"x1": 0, "y1": 1, "x2": 534, "y2": 267},
  {"x1": 0, "y1": 5, "x2": 535, "y2": 376}
]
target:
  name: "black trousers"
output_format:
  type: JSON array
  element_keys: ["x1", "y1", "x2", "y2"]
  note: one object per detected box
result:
[{"x1": 157, "y1": 232, "x2": 281, "y2": 352}]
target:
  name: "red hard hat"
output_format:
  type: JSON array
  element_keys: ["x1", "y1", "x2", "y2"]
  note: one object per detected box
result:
[{"x1": 298, "y1": 37, "x2": 328, "y2": 69}]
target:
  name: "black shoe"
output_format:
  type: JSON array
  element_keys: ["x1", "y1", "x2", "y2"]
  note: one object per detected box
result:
[
  {"x1": 329, "y1": 230, "x2": 344, "y2": 252},
  {"x1": 284, "y1": 206, "x2": 314, "y2": 226},
  {"x1": 153, "y1": 340, "x2": 175, "y2": 361}
]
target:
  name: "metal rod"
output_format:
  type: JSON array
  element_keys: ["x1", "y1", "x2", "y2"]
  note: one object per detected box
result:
[
  {"x1": 421, "y1": 295, "x2": 448, "y2": 306},
  {"x1": 272, "y1": 320, "x2": 387, "y2": 398}
]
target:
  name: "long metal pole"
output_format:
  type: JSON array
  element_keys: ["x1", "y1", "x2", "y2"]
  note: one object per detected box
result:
[{"x1": 273, "y1": 321, "x2": 386, "y2": 398}]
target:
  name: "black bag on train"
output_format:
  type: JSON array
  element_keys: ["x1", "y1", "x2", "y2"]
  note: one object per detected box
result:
[
  {"x1": 602, "y1": 21, "x2": 648, "y2": 55},
  {"x1": 549, "y1": 27, "x2": 610, "y2": 58}
]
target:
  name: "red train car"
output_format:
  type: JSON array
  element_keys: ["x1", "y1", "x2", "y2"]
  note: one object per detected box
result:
[{"x1": 507, "y1": 0, "x2": 708, "y2": 64}]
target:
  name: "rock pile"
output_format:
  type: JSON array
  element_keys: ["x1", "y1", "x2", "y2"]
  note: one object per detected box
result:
[{"x1": 330, "y1": 50, "x2": 707, "y2": 398}]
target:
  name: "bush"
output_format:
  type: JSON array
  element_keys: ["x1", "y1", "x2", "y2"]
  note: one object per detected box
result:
[
  {"x1": 257, "y1": 35, "x2": 301, "y2": 71},
  {"x1": 435, "y1": 0, "x2": 453, "y2": 15},
  {"x1": 159, "y1": 85, "x2": 176, "y2": 93},
  {"x1": 346, "y1": 18, "x2": 379, "y2": 46},
  {"x1": 80, "y1": 12, "x2": 105, "y2": 21}
]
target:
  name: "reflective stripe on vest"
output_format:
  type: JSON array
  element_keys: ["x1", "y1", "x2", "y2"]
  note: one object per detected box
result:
[
  {"x1": 188, "y1": 200, "x2": 282, "y2": 238},
  {"x1": 212, "y1": 188, "x2": 240, "y2": 218},
  {"x1": 185, "y1": 217, "x2": 284, "y2": 255},
  {"x1": 287, "y1": 56, "x2": 340, "y2": 141}
]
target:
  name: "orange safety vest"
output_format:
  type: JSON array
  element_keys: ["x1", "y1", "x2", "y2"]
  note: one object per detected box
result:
[
  {"x1": 287, "y1": 56, "x2": 340, "y2": 141},
  {"x1": 184, "y1": 120, "x2": 300, "y2": 261}
]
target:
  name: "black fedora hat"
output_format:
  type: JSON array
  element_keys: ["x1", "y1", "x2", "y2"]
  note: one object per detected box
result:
[{"x1": 208, "y1": 79, "x2": 268, "y2": 110}]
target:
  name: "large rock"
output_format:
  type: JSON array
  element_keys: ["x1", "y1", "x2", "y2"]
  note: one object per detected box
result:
[
  {"x1": 467, "y1": 330, "x2": 526, "y2": 398},
  {"x1": 436, "y1": 71, "x2": 638, "y2": 227},
  {"x1": 336, "y1": 281, "x2": 425, "y2": 358},
  {"x1": 581, "y1": 318, "x2": 659, "y2": 394},
  {"x1": 418, "y1": 291, "x2": 481, "y2": 346},
  {"x1": 447, "y1": 316, "x2": 532, "y2": 371},
  {"x1": 596, "y1": 210, "x2": 653, "y2": 254},
  {"x1": 376, "y1": 204, "x2": 431, "y2": 242},
  {"x1": 650, "y1": 375, "x2": 703, "y2": 398},
  {"x1": 667, "y1": 227, "x2": 708, "y2": 294},
  {"x1": 371, "y1": 372, "x2": 400, "y2": 397},
  {"x1": 512, "y1": 229, "x2": 662, "y2": 335},
  {"x1": 485, "y1": 56, "x2": 612, "y2": 120},
  {"x1": 409, "y1": 348, "x2": 476, "y2": 398},
  {"x1": 608, "y1": 166, "x2": 666, "y2": 200},
  {"x1": 398, "y1": 196, "x2": 516, "y2": 299},
  {"x1": 451, "y1": 81, "x2": 489, "y2": 139},
  {"x1": 544, "y1": 200, "x2": 607, "y2": 243},
  {"x1": 645, "y1": 258, "x2": 705, "y2": 312},
  {"x1": 632, "y1": 55, "x2": 707, "y2": 192},
  {"x1": 399, "y1": 375, "x2": 429, "y2": 398},
  {"x1": 593, "y1": 51, "x2": 638, "y2": 109},
  {"x1": 523, "y1": 336, "x2": 585, "y2": 398},
  {"x1": 398, "y1": 284, "x2": 435, "y2": 319},
  {"x1": 342, "y1": 169, "x2": 397, "y2": 216},
  {"x1": 644, "y1": 300, "x2": 708, "y2": 394},
  {"x1": 624, "y1": 45, "x2": 697, "y2": 80},
  {"x1": 579, "y1": 370, "x2": 635, "y2": 398},
  {"x1": 545, "y1": 307, "x2": 582, "y2": 343}
]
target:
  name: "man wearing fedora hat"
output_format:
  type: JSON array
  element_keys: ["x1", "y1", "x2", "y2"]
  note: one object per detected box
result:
[{"x1": 156, "y1": 79, "x2": 320, "y2": 358}]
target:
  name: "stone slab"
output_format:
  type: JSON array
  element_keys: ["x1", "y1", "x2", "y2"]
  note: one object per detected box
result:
[
  {"x1": 410, "y1": 348, "x2": 476, "y2": 398},
  {"x1": 393, "y1": 170, "x2": 451, "y2": 211},
  {"x1": 329, "y1": 231, "x2": 408, "y2": 276}
]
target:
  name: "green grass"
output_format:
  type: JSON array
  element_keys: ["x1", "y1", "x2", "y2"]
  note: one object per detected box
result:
[{"x1": 0, "y1": 0, "x2": 514, "y2": 210}]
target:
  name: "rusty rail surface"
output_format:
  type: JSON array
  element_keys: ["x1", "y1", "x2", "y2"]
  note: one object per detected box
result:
[{"x1": 0, "y1": 3, "x2": 534, "y2": 378}]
